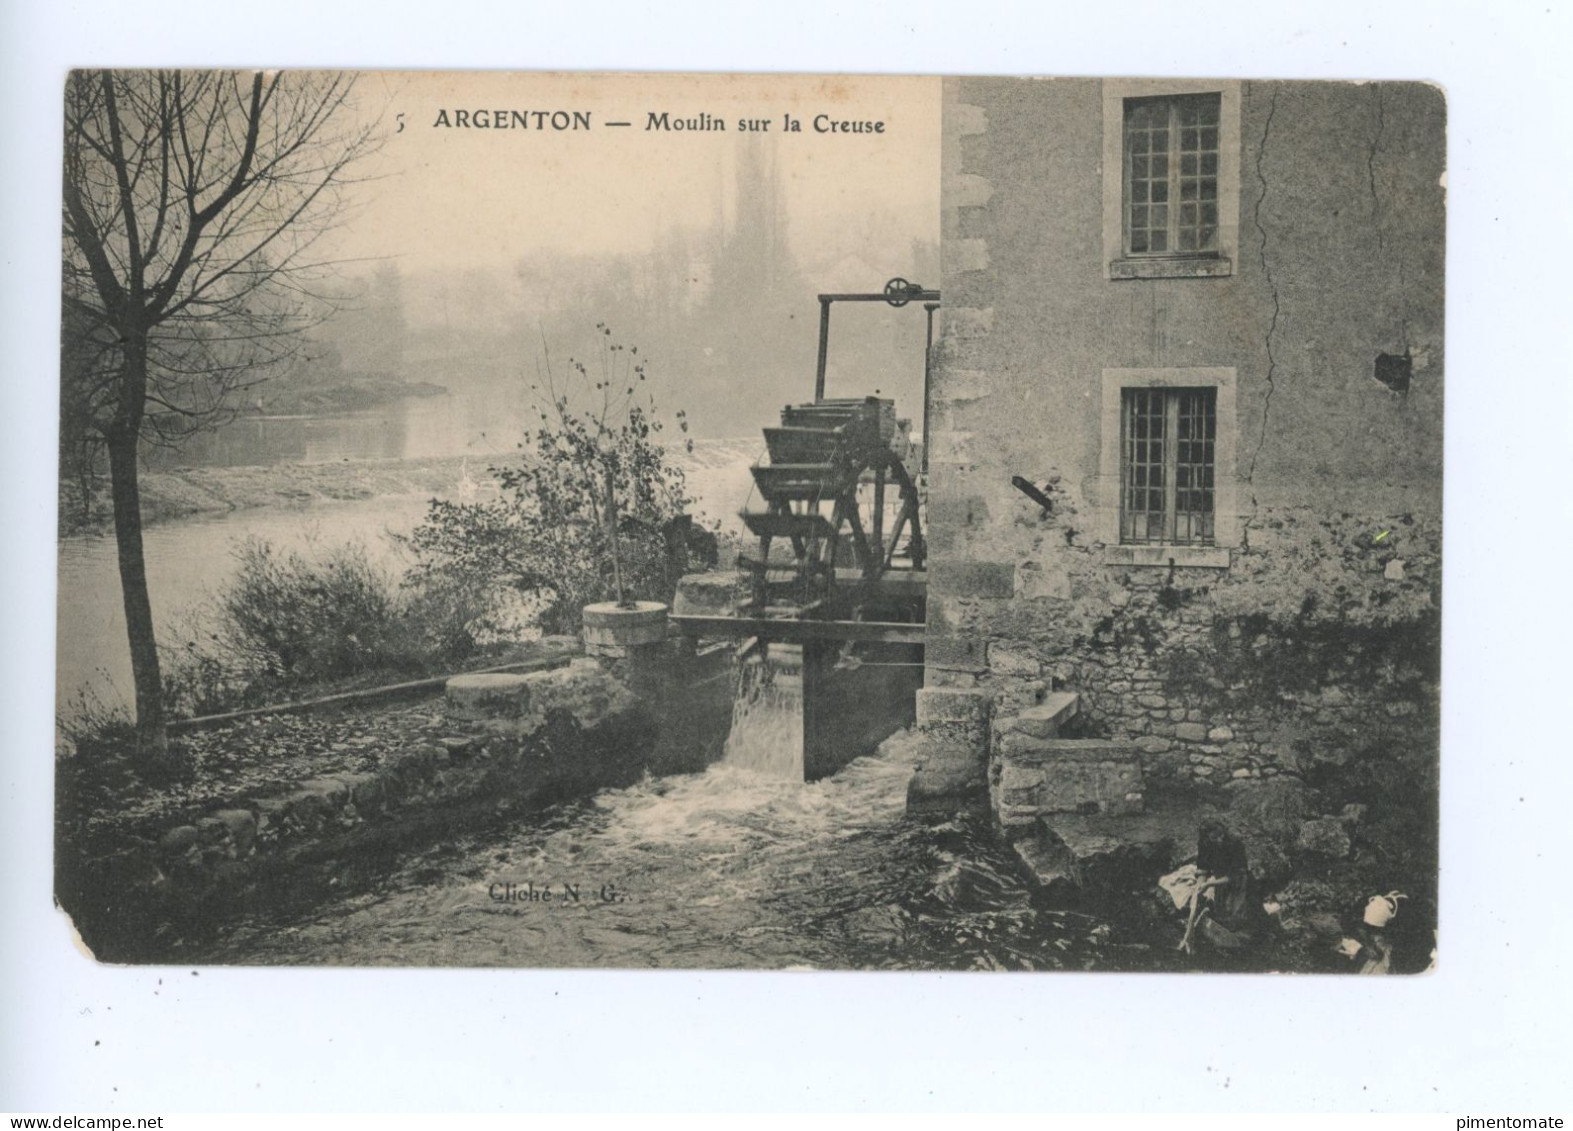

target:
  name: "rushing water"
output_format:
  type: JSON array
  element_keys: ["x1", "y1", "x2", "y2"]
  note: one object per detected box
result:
[
  {"x1": 199, "y1": 732, "x2": 1172, "y2": 971},
  {"x1": 721, "y1": 647, "x2": 806, "y2": 779}
]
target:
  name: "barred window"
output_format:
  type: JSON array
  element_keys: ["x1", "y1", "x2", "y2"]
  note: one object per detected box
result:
[
  {"x1": 1121, "y1": 387, "x2": 1216, "y2": 545},
  {"x1": 1124, "y1": 93, "x2": 1222, "y2": 257}
]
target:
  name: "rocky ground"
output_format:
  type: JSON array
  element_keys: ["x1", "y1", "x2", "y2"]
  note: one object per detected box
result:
[
  {"x1": 57, "y1": 641, "x2": 583, "y2": 855},
  {"x1": 62, "y1": 699, "x2": 464, "y2": 857}
]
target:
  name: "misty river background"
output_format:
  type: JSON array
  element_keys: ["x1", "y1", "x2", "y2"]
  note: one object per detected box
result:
[{"x1": 55, "y1": 385, "x2": 761, "y2": 711}]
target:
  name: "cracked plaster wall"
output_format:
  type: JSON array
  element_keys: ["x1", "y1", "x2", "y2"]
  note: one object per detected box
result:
[{"x1": 929, "y1": 78, "x2": 1445, "y2": 784}]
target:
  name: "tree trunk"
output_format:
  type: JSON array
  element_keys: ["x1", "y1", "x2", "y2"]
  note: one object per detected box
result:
[{"x1": 106, "y1": 431, "x2": 168, "y2": 763}]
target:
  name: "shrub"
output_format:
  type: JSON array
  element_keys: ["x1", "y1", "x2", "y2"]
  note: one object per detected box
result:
[
  {"x1": 57, "y1": 533, "x2": 490, "y2": 762},
  {"x1": 215, "y1": 536, "x2": 420, "y2": 686},
  {"x1": 160, "y1": 632, "x2": 246, "y2": 719},
  {"x1": 404, "y1": 327, "x2": 693, "y2": 635}
]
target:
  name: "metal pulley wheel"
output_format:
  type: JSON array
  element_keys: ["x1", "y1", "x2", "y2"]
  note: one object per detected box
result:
[{"x1": 883, "y1": 277, "x2": 916, "y2": 307}]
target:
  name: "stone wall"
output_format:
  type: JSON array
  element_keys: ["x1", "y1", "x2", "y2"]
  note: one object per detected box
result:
[
  {"x1": 994, "y1": 734, "x2": 1144, "y2": 830},
  {"x1": 61, "y1": 659, "x2": 659, "y2": 961},
  {"x1": 935, "y1": 500, "x2": 1441, "y2": 788},
  {"x1": 923, "y1": 78, "x2": 1444, "y2": 793}
]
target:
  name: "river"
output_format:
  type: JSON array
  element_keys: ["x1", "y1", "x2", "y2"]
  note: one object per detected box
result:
[
  {"x1": 198, "y1": 733, "x2": 1174, "y2": 972},
  {"x1": 55, "y1": 390, "x2": 761, "y2": 712}
]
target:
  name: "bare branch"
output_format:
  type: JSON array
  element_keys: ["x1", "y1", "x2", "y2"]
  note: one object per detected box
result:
[{"x1": 63, "y1": 68, "x2": 384, "y2": 447}]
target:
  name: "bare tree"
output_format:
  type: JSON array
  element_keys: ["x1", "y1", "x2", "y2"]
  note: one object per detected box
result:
[{"x1": 61, "y1": 69, "x2": 379, "y2": 764}]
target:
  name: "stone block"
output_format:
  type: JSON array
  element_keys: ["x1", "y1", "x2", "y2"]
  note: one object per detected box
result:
[
  {"x1": 253, "y1": 796, "x2": 292, "y2": 831},
  {"x1": 1014, "y1": 813, "x2": 1182, "y2": 894},
  {"x1": 1002, "y1": 785, "x2": 1045, "y2": 807},
  {"x1": 1175, "y1": 722, "x2": 1209, "y2": 742},
  {"x1": 330, "y1": 773, "x2": 381, "y2": 805},
  {"x1": 300, "y1": 776, "x2": 351, "y2": 805},
  {"x1": 945, "y1": 237, "x2": 989, "y2": 274},
  {"x1": 944, "y1": 307, "x2": 995, "y2": 342},
  {"x1": 997, "y1": 691, "x2": 1080, "y2": 740},
  {"x1": 908, "y1": 687, "x2": 992, "y2": 808},
  {"x1": 945, "y1": 101, "x2": 988, "y2": 137},
  {"x1": 926, "y1": 493, "x2": 991, "y2": 533},
  {"x1": 672, "y1": 573, "x2": 742, "y2": 618},
  {"x1": 907, "y1": 757, "x2": 986, "y2": 804},
  {"x1": 212, "y1": 809, "x2": 257, "y2": 854},
  {"x1": 447, "y1": 672, "x2": 534, "y2": 720},
  {"x1": 915, "y1": 686, "x2": 992, "y2": 727},
  {"x1": 948, "y1": 171, "x2": 993, "y2": 206},
  {"x1": 924, "y1": 629, "x2": 986, "y2": 671},
  {"x1": 998, "y1": 736, "x2": 1138, "y2": 764},
  {"x1": 918, "y1": 718, "x2": 987, "y2": 757},
  {"x1": 159, "y1": 825, "x2": 200, "y2": 854},
  {"x1": 285, "y1": 790, "x2": 327, "y2": 828},
  {"x1": 1013, "y1": 835, "x2": 1076, "y2": 892},
  {"x1": 987, "y1": 644, "x2": 1042, "y2": 677},
  {"x1": 930, "y1": 560, "x2": 1015, "y2": 599},
  {"x1": 994, "y1": 681, "x2": 1046, "y2": 713},
  {"x1": 993, "y1": 738, "x2": 1144, "y2": 826},
  {"x1": 933, "y1": 373, "x2": 993, "y2": 405}
]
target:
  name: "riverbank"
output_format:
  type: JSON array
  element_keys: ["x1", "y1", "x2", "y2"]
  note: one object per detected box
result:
[
  {"x1": 59, "y1": 435, "x2": 762, "y2": 538},
  {"x1": 54, "y1": 643, "x2": 674, "y2": 962},
  {"x1": 59, "y1": 454, "x2": 482, "y2": 537}
]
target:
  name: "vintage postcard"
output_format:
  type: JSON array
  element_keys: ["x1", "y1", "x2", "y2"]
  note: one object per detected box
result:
[{"x1": 56, "y1": 71, "x2": 1442, "y2": 973}]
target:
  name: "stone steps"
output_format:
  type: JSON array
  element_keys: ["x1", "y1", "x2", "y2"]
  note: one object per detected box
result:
[{"x1": 993, "y1": 692, "x2": 1145, "y2": 830}]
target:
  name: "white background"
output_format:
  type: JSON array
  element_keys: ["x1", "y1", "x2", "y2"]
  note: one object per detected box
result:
[{"x1": 3, "y1": 0, "x2": 1570, "y2": 1114}]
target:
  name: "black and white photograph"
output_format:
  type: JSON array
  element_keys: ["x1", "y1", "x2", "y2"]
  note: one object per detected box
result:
[
  {"x1": 52, "y1": 69, "x2": 1444, "y2": 976},
  {"x1": 9, "y1": 0, "x2": 1573, "y2": 1115}
]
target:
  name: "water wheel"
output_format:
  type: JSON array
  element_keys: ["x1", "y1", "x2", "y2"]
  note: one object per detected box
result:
[{"x1": 738, "y1": 396, "x2": 925, "y2": 629}]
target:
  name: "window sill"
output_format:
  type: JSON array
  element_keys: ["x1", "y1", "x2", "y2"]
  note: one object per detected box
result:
[
  {"x1": 1109, "y1": 255, "x2": 1233, "y2": 281},
  {"x1": 1104, "y1": 545, "x2": 1231, "y2": 569}
]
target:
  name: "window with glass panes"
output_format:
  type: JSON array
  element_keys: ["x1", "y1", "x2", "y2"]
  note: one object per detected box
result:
[
  {"x1": 1124, "y1": 93, "x2": 1222, "y2": 257},
  {"x1": 1121, "y1": 387, "x2": 1217, "y2": 545}
]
